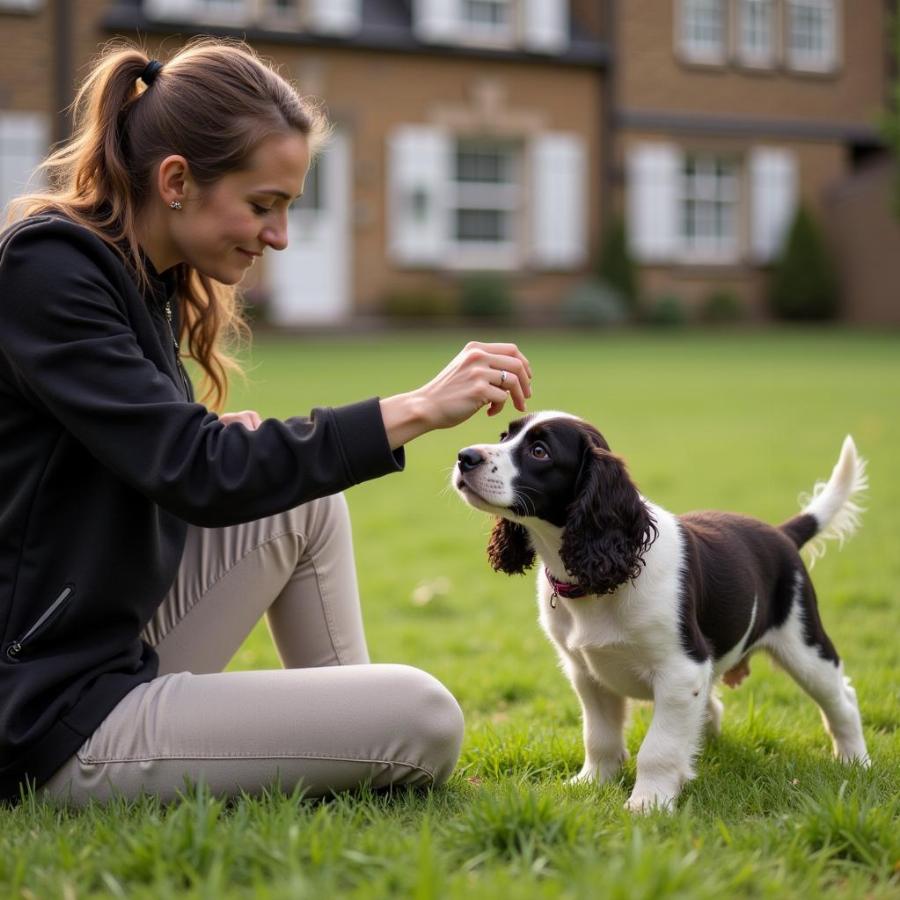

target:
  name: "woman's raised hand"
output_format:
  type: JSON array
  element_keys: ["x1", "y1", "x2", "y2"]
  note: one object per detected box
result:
[{"x1": 380, "y1": 341, "x2": 533, "y2": 450}]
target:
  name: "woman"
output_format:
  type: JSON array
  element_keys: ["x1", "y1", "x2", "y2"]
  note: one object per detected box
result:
[{"x1": 0, "y1": 39, "x2": 531, "y2": 805}]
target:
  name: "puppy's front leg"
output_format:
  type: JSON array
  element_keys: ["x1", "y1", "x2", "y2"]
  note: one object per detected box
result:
[
  {"x1": 565, "y1": 664, "x2": 628, "y2": 785},
  {"x1": 626, "y1": 662, "x2": 712, "y2": 813}
]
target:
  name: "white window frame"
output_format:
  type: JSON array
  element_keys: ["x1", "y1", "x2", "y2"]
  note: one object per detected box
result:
[
  {"x1": 678, "y1": 154, "x2": 741, "y2": 265},
  {"x1": 737, "y1": 0, "x2": 776, "y2": 68},
  {"x1": 1, "y1": 112, "x2": 49, "y2": 220},
  {"x1": 447, "y1": 138, "x2": 520, "y2": 269},
  {"x1": 786, "y1": 0, "x2": 839, "y2": 73},
  {"x1": 0, "y1": 0, "x2": 42, "y2": 11},
  {"x1": 677, "y1": 0, "x2": 728, "y2": 65},
  {"x1": 456, "y1": 0, "x2": 517, "y2": 48}
]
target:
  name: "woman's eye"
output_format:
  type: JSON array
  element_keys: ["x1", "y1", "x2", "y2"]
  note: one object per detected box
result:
[
  {"x1": 530, "y1": 443, "x2": 549, "y2": 460},
  {"x1": 251, "y1": 203, "x2": 271, "y2": 215}
]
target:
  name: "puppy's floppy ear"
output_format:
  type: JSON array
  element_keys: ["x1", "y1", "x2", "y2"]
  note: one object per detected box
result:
[
  {"x1": 487, "y1": 518, "x2": 536, "y2": 575},
  {"x1": 560, "y1": 446, "x2": 658, "y2": 595}
]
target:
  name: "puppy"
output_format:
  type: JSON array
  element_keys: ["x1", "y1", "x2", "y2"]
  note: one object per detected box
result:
[{"x1": 453, "y1": 411, "x2": 869, "y2": 812}]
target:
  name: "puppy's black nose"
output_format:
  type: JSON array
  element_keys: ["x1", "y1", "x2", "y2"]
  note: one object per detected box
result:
[{"x1": 457, "y1": 448, "x2": 485, "y2": 472}]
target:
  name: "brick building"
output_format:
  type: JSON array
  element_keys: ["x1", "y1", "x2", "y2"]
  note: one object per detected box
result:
[{"x1": 0, "y1": 0, "x2": 895, "y2": 323}]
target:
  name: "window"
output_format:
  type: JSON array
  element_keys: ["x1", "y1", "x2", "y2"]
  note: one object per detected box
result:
[
  {"x1": 0, "y1": 0, "x2": 42, "y2": 11},
  {"x1": 679, "y1": 155, "x2": 740, "y2": 262},
  {"x1": 185, "y1": 0, "x2": 248, "y2": 24},
  {"x1": 787, "y1": 0, "x2": 837, "y2": 72},
  {"x1": 679, "y1": 0, "x2": 727, "y2": 64},
  {"x1": 738, "y1": 0, "x2": 775, "y2": 66},
  {"x1": 450, "y1": 140, "x2": 519, "y2": 262},
  {"x1": 460, "y1": 0, "x2": 513, "y2": 42}
]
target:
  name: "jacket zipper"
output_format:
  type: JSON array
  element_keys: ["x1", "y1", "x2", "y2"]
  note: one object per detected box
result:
[
  {"x1": 165, "y1": 300, "x2": 192, "y2": 399},
  {"x1": 6, "y1": 585, "x2": 75, "y2": 661}
]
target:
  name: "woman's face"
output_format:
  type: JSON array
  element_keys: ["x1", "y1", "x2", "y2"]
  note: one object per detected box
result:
[{"x1": 171, "y1": 131, "x2": 310, "y2": 284}]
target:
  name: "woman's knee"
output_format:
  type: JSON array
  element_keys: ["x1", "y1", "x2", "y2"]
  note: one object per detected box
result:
[{"x1": 390, "y1": 665, "x2": 465, "y2": 787}]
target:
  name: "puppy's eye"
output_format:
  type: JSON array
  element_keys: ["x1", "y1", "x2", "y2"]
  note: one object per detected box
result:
[
  {"x1": 530, "y1": 442, "x2": 550, "y2": 460},
  {"x1": 499, "y1": 431, "x2": 509, "y2": 441}
]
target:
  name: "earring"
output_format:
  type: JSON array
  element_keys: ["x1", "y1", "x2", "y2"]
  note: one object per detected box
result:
[{"x1": 169, "y1": 200, "x2": 182, "y2": 210}]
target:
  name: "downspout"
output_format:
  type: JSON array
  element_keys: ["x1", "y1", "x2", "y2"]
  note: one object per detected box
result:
[{"x1": 53, "y1": 0, "x2": 74, "y2": 144}]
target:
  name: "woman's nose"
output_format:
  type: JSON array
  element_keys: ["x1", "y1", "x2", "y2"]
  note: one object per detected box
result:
[{"x1": 261, "y1": 215, "x2": 289, "y2": 251}]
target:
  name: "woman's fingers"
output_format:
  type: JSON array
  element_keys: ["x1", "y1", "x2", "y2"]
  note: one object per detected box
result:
[
  {"x1": 482, "y1": 353, "x2": 531, "y2": 403},
  {"x1": 220, "y1": 410, "x2": 262, "y2": 430},
  {"x1": 466, "y1": 341, "x2": 533, "y2": 380}
]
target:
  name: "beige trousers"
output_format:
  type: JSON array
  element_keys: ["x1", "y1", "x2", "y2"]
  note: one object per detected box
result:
[{"x1": 43, "y1": 494, "x2": 464, "y2": 805}]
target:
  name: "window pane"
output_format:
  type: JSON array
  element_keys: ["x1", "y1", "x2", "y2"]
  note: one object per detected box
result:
[
  {"x1": 456, "y1": 209, "x2": 507, "y2": 242},
  {"x1": 740, "y1": 0, "x2": 773, "y2": 58},
  {"x1": 682, "y1": 0, "x2": 725, "y2": 57},
  {"x1": 463, "y1": 0, "x2": 509, "y2": 27},
  {"x1": 788, "y1": 0, "x2": 835, "y2": 66},
  {"x1": 680, "y1": 154, "x2": 739, "y2": 256}
]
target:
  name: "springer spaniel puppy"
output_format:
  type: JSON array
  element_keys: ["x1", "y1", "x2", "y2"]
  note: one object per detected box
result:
[{"x1": 453, "y1": 412, "x2": 869, "y2": 812}]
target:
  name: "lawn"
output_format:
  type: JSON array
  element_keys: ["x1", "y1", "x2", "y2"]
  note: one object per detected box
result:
[{"x1": 3, "y1": 328, "x2": 899, "y2": 899}]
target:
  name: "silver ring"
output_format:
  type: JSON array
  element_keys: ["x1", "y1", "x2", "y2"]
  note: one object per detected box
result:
[{"x1": 500, "y1": 370, "x2": 507, "y2": 385}]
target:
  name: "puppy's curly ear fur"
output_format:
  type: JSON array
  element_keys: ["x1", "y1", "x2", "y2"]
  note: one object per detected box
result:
[
  {"x1": 487, "y1": 518, "x2": 536, "y2": 574},
  {"x1": 560, "y1": 447, "x2": 658, "y2": 595}
]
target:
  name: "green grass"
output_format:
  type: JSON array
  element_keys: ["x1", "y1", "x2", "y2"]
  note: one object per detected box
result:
[{"x1": 3, "y1": 328, "x2": 899, "y2": 898}]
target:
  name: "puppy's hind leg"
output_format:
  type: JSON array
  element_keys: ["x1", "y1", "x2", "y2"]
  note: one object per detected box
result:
[
  {"x1": 762, "y1": 576, "x2": 869, "y2": 765},
  {"x1": 565, "y1": 663, "x2": 628, "y2": 785}
]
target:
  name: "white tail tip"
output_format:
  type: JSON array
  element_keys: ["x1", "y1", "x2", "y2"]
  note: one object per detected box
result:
[{"x1": 799, "y1": 435, "x2": 868, "y2": 566}]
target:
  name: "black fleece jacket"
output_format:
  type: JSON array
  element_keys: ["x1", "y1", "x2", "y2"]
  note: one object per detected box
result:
[{"x1": 0, "y1": 215, "x2": 404, "y2": 802}]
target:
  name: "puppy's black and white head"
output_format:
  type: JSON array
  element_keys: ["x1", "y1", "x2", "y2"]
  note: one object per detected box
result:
[{"x1": 454, "y1": 411, "x2": 658, "y2": 595}]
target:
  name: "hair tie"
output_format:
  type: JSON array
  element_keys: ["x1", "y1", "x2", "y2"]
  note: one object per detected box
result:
[{"x1": 140, "y1": 59, "x2": 163, "y2": 87}]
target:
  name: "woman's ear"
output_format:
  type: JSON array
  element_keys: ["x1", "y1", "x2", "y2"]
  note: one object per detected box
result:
[
  {"x1": 487, "y1": 518, "x2": 535, "y2": 575},
  {"x1": 560, "y1": 447, "x2": 658, "y2": 594}
]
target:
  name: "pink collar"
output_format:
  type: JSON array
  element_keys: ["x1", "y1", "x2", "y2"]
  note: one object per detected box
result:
[{"x1": 545, "y1": 567, "x2": 587, "y2": 607}]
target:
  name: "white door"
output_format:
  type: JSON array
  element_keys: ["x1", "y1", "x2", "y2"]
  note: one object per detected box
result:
[{"x1": 267, "y1": 130, "x2": 351, "y2": 324}]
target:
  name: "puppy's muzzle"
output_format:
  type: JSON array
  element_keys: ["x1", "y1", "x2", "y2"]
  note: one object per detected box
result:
[{"x1": 457, "y1": 448, "x2": 485, "y2": 472}]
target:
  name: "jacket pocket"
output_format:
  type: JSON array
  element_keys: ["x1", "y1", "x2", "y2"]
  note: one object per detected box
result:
[{"x1": 5, "y1": 584, "x2": 75, "y2": 662}]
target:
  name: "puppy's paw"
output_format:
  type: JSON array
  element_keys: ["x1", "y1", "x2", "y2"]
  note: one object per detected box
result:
[
  {"x1": 567, "y1": 751, "x2": 629, "y2": 786},
  {"x1": 624, "y1": 789, "x2": 676, "y2": 814}
]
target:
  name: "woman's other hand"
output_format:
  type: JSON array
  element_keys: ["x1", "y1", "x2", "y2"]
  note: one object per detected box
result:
[
  {"x1": 380, "y1": 341, "x2": 532, "y2": 450},
  {"x1": 219, "y1": 410, "x2": 263, "y2": 430}
]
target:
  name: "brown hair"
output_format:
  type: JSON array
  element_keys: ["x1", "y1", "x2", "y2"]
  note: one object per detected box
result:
[{"x1": 8, "y1": 37, "x2": 331, "y2": 409}]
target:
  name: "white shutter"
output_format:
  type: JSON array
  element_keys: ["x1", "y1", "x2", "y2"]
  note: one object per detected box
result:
[
  {"x1": 751, "y1": 147, "x2": 797, "y2": 262},
  {"x1": 143, "y1": 0, "x2": 197, "y2": 19},
  {"x1": 387, "y1": 126, "x2": 450, "y2": 266},
  {"x1": 627, "y1": 143, "x2": 680, "y2": 262},
  {"x1": 523, "y1": 0, "x2": 569, "y2": 53},
  {"x1": 413, "y1": 0, "x2": 460, "y2": 43},
  {"x1": 308, "y1": 0, "x2": 361, "y2": 35},
  {"x1": 531, "y1": 132, "x2": 586, "y2": 268},
  {"x1": 0, "y1": 112, "x2": 48, "y2": 219}
]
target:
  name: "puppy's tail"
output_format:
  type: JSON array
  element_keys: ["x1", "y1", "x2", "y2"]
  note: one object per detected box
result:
[{"x1": 780, "y1": 435, "x2": 867, "y2": 565}]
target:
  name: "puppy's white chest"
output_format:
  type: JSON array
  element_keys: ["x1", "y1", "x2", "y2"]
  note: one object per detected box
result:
[{"x1": 542, "y1": 595, "x2": 655, "y2": 700}]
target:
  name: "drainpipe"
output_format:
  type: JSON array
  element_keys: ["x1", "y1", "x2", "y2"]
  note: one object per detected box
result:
[
  {"x1": 53, "y1": 0, "x2": 74, "y2": 144},
  {"x1": 600, "y1": 0, "x2": 618, "y2": 252}
]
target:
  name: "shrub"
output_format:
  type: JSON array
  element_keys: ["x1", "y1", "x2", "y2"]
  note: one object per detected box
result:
[
  {"x1": 560, "y1": 278, "x2": 630, "y2": 327},
  {"x1": 643, "y1": 294, "x2": 687, "y2": 327},
  {"x1": 380, "y1": 288, "x2": 457, "y2": 319},
  {"x1": 596, "y1": 216, "x2": 639, "y2": 310},
  {"x1": 769, "y1": 205, "x2": 840, "y2": 320},
  {"x1": 458, "y1": 272, "x2": 514, "y2": 320},
  {"x1": 699, "y1": 289, "x2": 745, "y2": 324}
]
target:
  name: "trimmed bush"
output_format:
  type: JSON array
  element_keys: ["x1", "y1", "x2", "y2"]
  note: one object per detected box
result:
[
  {"x1": 769, "y1": 205, "x2": 840, "y2": 320},
  {"x1": 643, "y1": 294, "x2": 687, "y2": 327},
  {"x1": 596, "y1": 216, "x2": 640, "y2": 310},
  {"x1": 560, "y1": 278, "x2": 630, "y2": 327},
  {"x1": 699, "y1": 289, "x2": 745, "y2": 324},
  {"x1": 458, "y1": 272, "x2": 514, "y2": 320}
]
